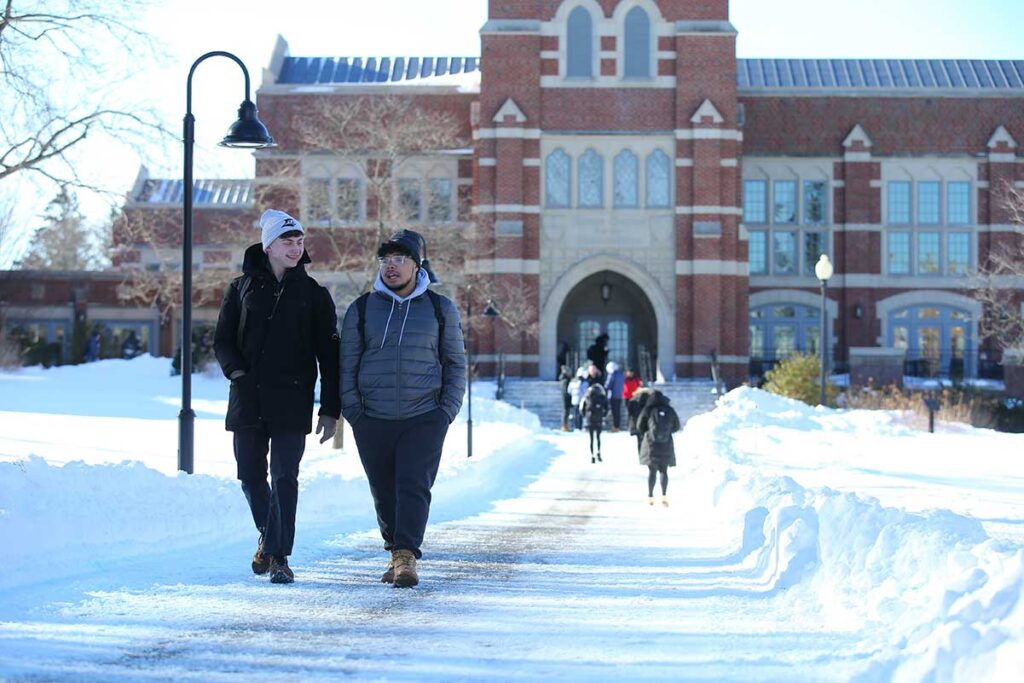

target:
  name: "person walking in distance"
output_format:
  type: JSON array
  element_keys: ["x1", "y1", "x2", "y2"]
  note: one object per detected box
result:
[
  {"x1": 214, "y1": 209, "x2": 340, "y2": 584},
  {"x1": 580, "y1": 381, "x2": 609, "y2": 464},
  {"x1": 558, "y1": 363, "x2": 574, "y2": 432},
  {"x1": 586, "y1": 334, "x2": 609, "y2": 382},
  {"x1": 636, "y1": 390, "x2": 680, "y2": 506},
  {"x1": 605, "y1": 361, "x2": 625, "y2": 432},
  {"x1": 340, "y1": 230, "x2": 466, "y2": 588}
]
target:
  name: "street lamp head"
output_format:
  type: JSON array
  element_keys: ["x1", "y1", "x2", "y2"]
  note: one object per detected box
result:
[
  {"x1": 814, "y1": 254, "x2": 834, "y2": 282},
  {"x1": 219, "y1": 100, "x2": 276, "y2": 148},
  {"x1": 483, "y1": 299, "x2": 500, "y2": 317}
]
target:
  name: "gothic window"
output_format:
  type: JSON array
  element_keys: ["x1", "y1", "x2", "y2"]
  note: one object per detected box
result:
[
  {"x1": 645, "y1": 149, "x2": 670, "y2": 207},
  {"x1": 545, "y1": 149, "x2": 571, "y2": 208},
  {"x1": 613, "y1": 150, "x2": 638, "y2": 208},
  {"x1": 623, "y1": 6, "x2": 651, "y2": 78},
  {"x1": 578, "y1": 148, "x2": 603, "y2": 208},
  {"x1": 566, "y1": 6, "x2": 593, "y2": 78}
]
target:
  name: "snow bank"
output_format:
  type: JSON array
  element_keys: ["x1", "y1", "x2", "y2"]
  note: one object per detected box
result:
[{"x1": 685, "y1": 387, "x2": 1024, "y2": 681}]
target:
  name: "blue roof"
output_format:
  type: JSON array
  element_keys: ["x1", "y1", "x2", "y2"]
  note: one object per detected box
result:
[
  {"x1": 134, "y1": 179, "x2": 254, "y2": 206},
  {"x1": 277, "y1": 56, "x2": 479, "y2": 84},
  {"x1": 275, "y1": 55, "x2": 1024, "y2": 92},
  {"x1": 738, "y1": 59, "x2": 1024, "y2": 91}
]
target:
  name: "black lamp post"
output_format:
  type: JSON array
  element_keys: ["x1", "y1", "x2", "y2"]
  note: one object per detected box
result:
[
  {"x1": 179, "y1": 51, "x2": 275, "y2": 474},
  {"x1": 814, "y1": 254, "x2": 834, "y2": 406},
  {"x1": 465, "y1": 289, "x2": 500, "y2": 459}
]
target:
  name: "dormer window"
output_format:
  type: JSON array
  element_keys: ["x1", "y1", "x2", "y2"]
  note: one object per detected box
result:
[{"x1": 566, "y1": 6, "x2": 593, "y2": 78}]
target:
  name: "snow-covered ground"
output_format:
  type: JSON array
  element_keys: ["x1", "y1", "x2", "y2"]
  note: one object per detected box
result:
[{"x1": 0, "y1": 358, "x2": 1021, "y2": 681}]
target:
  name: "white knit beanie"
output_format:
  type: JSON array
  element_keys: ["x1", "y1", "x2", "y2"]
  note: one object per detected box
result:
[{"x1": 259, "y1": 209, "x2": 304, "y2": 250}]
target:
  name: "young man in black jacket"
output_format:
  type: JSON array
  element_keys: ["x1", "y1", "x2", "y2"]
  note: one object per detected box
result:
[
  {"x1": 340, "y1": 229, "x2": 466, "y2": 588},
  {"x1": 214, "y1": 209, "x2": 340, "y2": 584}
]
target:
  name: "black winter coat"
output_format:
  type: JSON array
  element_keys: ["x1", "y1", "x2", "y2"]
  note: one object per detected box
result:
[
  {"x1": 627, "y1": 388, "x2": 656, "y2": 436},
  {"x1": 636, "y1": 393, "x2": 680, "y2": 468},
  {"x1": 214, "y1": 244, "x2": 340, "y2": 435}
]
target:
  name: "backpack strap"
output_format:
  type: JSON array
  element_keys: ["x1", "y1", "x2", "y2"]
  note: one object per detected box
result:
[
  {"x1": 236, "y1": 274, "x2": 253, "y2": 351},
  {"x1": 357, "y1": 289, "x2": 445, "y2": 356}
]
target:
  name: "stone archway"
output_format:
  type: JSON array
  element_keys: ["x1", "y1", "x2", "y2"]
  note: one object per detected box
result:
[{"x1": 539, "y1": 255, "x2": 674, "y2": 380}]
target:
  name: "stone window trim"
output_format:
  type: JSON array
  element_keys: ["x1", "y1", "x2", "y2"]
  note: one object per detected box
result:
[
  {"x1": 543, "y1": 145, "x2": 673, "y2": 210},
  {"x1": 882, "y1": 228, "x2": 974, "y2": 277},
  {"x1": 883, "y1": 178, "x2": 975, "y2": 227}
]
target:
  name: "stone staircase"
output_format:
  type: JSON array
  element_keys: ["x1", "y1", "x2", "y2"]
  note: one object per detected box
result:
[{"x1": 498, "y1": 379, "x2": 722, "y2": 430}]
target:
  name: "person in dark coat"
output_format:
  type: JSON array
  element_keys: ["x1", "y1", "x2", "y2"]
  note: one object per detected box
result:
[
  {"x1": 627, "y1": 386, "x2": 655, "y2": 454},
  {"x1": 586, "y1": 334, "x2": 609, "y2": 382},
  {"x1": 83, "y1": 330, "x2": 101, "y2": 362},
  {"x1": 579, "y1": 382, "x2": 608, "y2": 464},
  {"x1": 604, "y1": 361, "x2": 625, "y2": 432},
  {"x1": 121, "y1": 331, "x2": 141, "y2": 359},
  {"x1": 214, "y1": 209, "x2": 340, "y2": 585},
  {"x1": 636, "y1": 390, "x2": 680, "y2": 507},
  {"x1": 341, "y1": 229, "x2": 467, "y2": 588},
  {"x1": 558, "y1": 364, "x2": 573, "y2": 431}
]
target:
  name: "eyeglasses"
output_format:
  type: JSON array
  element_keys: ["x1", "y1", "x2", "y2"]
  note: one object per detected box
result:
[{"x1": 378, "y1": 255, "x2": 408, "y2": 267}]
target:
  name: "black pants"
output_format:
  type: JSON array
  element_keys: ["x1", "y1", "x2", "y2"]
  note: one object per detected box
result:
[
  {"x1": 562, "y1": 393, "x2": 573, "y2": 429},
  {"x1": 352, "y1": 408, "x2": 450, "y2": 559},
  {"x1": 647, "y1": 464, "x2": 669, "y2": 496},
  {"x1": 588, "y1": 426, "x2": 602, "y2": 456},
  {"x1": 233, "y1": 426, "x2": 306, "y2": 557},
  {"x1": 610, "y1": 398, "x2": 623, "y2": 429}
]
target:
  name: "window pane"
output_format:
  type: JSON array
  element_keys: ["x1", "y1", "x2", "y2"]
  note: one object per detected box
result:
[
  {"x1": 427, "y1": 178, "x2": 453, "y2": 222},
  {"x1": 948, "y1": 232, "x2": 969, "y2": 275},
  {"x1": 806, "y1": 326, "x2": 820, "y2": 356},
  {"x1": 893, "y1": 325, "x2": 909, "y2": 349},
  {"x1": 948, "y1": 182, "x2": 971, "y2": 224},
  {"x1": 645, "y1": 150, "x2": 671, "y2": 207},
  {"x1": 578, "y1": 149, "x2": 603, "y2": 208},
  {"x1": 743, "y1": 180, "x2": 766, "y2": 223},
  {"x1": 545, "y1": 149, "x2": 571, "y2": 208},
  {"x1": 918, "y1": 181, "x2": 940, "y2": 225},
  {"x1": 775, "y1": 325, "x2": 796, "y2": 357},
  {"x1": 888, "y1": 181, "x2": 911, "y2": 224},
  {"x1": 803, "y1": 181, "x2": 827, "y2": 224},
  {"x1": 566, "y1": 7, "x2": 593, "y2": 78},
  {"x1": 773, "y1": 180, "x2": 797, "y2": 223},
  {"x1": 336, "y1": 178, "x2": 360, "y2": 222},
  {"x1": 398, "y1": 178, "x2": 421, "y2": 222},
  {"x1": 749, "y1": 324, "x2": 765, "y2": 358},
  {"x1": 773, "y1": 231, "x2": 797, "y2": 274},
  {"x1": 803, "y1": 231, "x2": 826, "y2": 274},
  {"x1": 308, "y1": 178, "x2": 331, "y2": 222},
  {"x1": 623, "y1": 7, "x2": 651, "y2": 78},
  {"x1": 888, "y1": 231, "x2": 910, "y2": 274},
  {"x1": 918, "y1": 231, "x2": 940, "y2": 274},
  {"x1": 613, "y1": 150, "x2": 638, "y2": 208},
  {"x1": 748, "y1": 230, "x2": 767, "y2": 275}
]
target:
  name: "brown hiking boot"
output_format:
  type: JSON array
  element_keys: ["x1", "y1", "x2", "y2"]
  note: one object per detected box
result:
[
  {"x1": 380, "y1": 556, "x2": 395, "y2": 584},
  {"x1": 269, "y1": 555, "x2": 294, "y2": 584},
  {"x1": 251, "y1": 534, "x2": 270, "y2": 575},
  {"x1": 391, "y1": 549, "x2": 418, "y2": 588}
]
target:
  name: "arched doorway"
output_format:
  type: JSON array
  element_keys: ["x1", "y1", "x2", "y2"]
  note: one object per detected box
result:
[{"x1": 556, "y1": 270, "x2": 657, "y2": 379}]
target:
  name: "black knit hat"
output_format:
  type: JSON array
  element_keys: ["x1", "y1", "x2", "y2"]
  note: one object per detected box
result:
[{"x1": 377, "y1": 229, "x2": 423, "y2": 266}]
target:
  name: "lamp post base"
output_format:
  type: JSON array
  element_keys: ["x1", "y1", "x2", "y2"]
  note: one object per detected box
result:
[{"x1": 178, "y1": 408, "x2": 195, "y2": 474}]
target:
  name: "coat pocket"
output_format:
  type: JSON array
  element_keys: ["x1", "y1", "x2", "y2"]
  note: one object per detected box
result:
[{"x1": 226, "y1": 373, "x2": 260, "y2": 428}]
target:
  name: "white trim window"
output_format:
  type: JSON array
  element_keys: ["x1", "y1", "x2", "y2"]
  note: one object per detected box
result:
[
  {"x1": 566, "y1": 6, "x2": 594, "y2": 79},
  {"x1": 303, "y1": 176, "x2": 364, "y2": 225},
  {"x1": 578, "y1": 148, "x2": 604, "y2": 208},
  {"x1": 623, "y1": 6, "x2": 651, "y2": 79},
  {"x1": 395, "y1": 176, "x2": 455, "y2": 223},
  {"x1": 613, "y1": 149, "x2": 639, "y2": 208},
  {"x1": 545, "y1": 148, "x2": 572, "y2": 208},
  {"x1": 744, "y1": 178, "x2": 830, "y2": 276},
  {"x1": 885, "y1": 179, "x2": 974, "y2": 276}
]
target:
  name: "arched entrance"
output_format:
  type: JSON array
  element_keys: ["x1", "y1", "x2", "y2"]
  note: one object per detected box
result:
[{"x1": 556, "y1": 270, "x2": 658, "y2": 379}]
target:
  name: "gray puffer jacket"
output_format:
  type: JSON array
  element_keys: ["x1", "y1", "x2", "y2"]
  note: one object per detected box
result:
[{"x1": 340, "y1": 269, "x2": 466, "y2": 424}]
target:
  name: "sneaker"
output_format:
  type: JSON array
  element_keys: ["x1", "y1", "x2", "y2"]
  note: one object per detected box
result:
[
  {"x1": 381, "y1": 556, "x2": 395, "y2": 584},
  {"x1": 647, "y1": 496, "x2": 654, "y2": 506},
  {"x1": 591, "y1": 456, "x2": 595, "y2": 464},
  {"x1": 661, "y1": 496, "x2": 669, "y2": 507},
  {"x1": 269, "y1": 555, "x2": 294, "y2": 584},
  {"x1": 611, "y1": 427, "x2": 620, "y2": 433},
  {"x1": 392, "y1": 549, "x2": 418, "y2": 588},
  {"x1": 251, "y1": 533, "x2": 270, "y2": 575},
  {"x1": 597, "y1": 452, "x2": 602, "y2": 462},
  {"x1": 560, "y1": 424, "x2": 569, "y2": 432}
]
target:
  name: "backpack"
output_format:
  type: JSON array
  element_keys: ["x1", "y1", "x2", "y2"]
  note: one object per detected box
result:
[
  {"x1": 585, "y1": 385, "x2": 608, "y2": 418},
  {"x1": 650, "y1": 406, "x2": 674, "y2": 444},
  {"x1": 355, "y1": 289, "x2": 445, "y2": 356}
]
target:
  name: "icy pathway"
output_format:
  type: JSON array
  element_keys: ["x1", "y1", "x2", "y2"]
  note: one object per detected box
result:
[{"x1": 0, "y1": 430, "x2": 878, "y2": 682}]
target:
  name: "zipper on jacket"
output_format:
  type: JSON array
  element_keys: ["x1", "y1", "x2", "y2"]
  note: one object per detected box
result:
[{"x1": 394, "y1": 300, "x2": 403, "y2": 419}]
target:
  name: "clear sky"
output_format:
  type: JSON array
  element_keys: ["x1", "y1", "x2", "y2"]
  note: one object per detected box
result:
[{"x1": 2, "y1": 0, "x2": 1021, "y2": 266}]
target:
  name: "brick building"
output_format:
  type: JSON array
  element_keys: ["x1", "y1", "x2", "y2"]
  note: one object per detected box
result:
[{"x1": 5, "y1": 0, "x2": 1024, "y2": 387}]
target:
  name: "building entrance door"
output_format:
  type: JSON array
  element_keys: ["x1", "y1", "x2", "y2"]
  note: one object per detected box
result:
[{"x1": 576, "y1": 316, "x2": 630, "y2": 369}]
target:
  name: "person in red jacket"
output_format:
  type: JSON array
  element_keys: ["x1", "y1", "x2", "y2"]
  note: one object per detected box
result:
[{"x1": 623, "y1": 368, "x2": 643, "y2": 402}]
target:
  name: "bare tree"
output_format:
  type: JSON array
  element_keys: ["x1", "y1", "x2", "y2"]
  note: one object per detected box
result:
[
  {"x1": 291, "y1": 95, "x2": 470, "y2": 300},
  {"x1": 972, "y1": 182, "x2": 1024, "y2": 350},
  {"x1": 15, "y1": 186, "x2": 106, "y2": 270},
  {"x1": 0, "y1": 1, "x2": 166, "y2": 191}
]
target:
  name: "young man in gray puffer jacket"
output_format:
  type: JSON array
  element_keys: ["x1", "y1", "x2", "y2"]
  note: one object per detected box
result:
[{"x1": 340, "y1": 229, "x2": 466, "y2": 588}]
